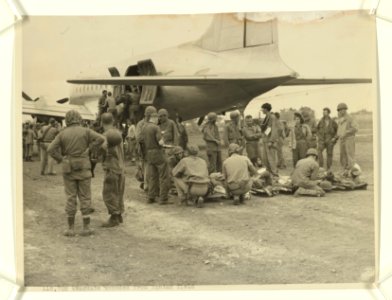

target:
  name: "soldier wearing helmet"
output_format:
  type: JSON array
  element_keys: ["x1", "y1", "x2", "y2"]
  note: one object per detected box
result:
[
  {"x1": 167, "y1": 146, "x2": 184, "y2": 169},
  {"x1": 99, "y1": 113, "x2": 126, "y2": 227},
  {"x1": 142, "y1": 110, "x2": 171, "y2": 204},
  {"x1": 135, "y1": 105, "x2": 157, "y2": 191},
  {"x1": 223, "y1": 143, "x2": 258, "y2": 205},
  {"x1": 158, "y1": 108, "x2": 179, "y2": 146},
  {"x1": 316, "y1": 107, "x2": 338, "y2": 171},
  {"x1": 47, "y1": 110, "x2": 105, "y2": 237},
  {"x1": 242, "y1": 115, "x2": 262, "y2": 166},
  {"x1": 291, "y1": 148, "x2": 326, "y2": 197},
  {"x1": 202, "y1": 112, "x2": 222, "y2": 173},
  {"x1": 336, "y1": 102, "x2": 359, "y2": 172},
  {"x1": 223, "y1": 110, "x2": 243, "y2": 150}
]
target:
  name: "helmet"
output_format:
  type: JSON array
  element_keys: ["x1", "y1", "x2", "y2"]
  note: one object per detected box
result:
[
  {"x1": 319, "y1": 180, "x2": 333, "y2": 191},
  {"x1": 101, "y1": 112, "x2": 114, "y2": 125},
  {"x1": 158, "y1": 108, "x2": 169, "y2": 117},
  {"x1": 306, "y1": 148, "x2": 318, "y2": 157},
  {"x1": 186, "y1": 144, "x2": 199, "y2": 155},
  {"x1": 228, "y1": 143, "x2": 241, "y2": 155},
  {"x1": 207, "y1": 112, "x2": 217, "y2": 121},
  {"x1": 337, "y1": 103, "x2": 348, "y2": 111},
  {"x1": 172, "y1": 146, "x2": 184, "y2": 155},
  {"x1": 49, "y1": 117, "x2": 56, "y2": 125},
  {"x1": 105, "y1": 128, "x2": 122, "y2": 147},
  {"x1": 351, "y1": 163, "x2": 362, "y2": 176},
  {"x1": 144, "y1": 106, "x2": 157, "y2": 116},
  {"x1": 229, "y1": 111, "x2": 240, "y2": 119},
  {"x1": 65, "y1": 110, "x2": 82, "y2": 126}
]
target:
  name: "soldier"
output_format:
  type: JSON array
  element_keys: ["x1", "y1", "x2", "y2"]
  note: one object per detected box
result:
[
  {"x1": 260, "y1": 103, "x2": 279, "y2": 177},
  {"x1": 223, "y1": 111, "x2": 243, "y2": 149},
  {"x1": 288, "y1": 112, "x2": 312, "y2": 167},
  {"x1": 291, "y1": 148, "x2": 325, "y2": 197},
  {"x1": 128, "y1": 86, "x2": 141, "y2": 123},
  {"x1": 274, "y1": 112, "x2": 287, "y2": 169},
  {"x1": 143, "y1": 111, "x2": 171, "y2": 204},
  {"x1": 167, "y1": 146, "x2": 184, "y2": 169},
  {"x1": 202, "y1": 112, "x2": 222, "y2": 173},
  {"x1": 336, "y1": 102, "x2": 359, "y2": 174},
  {"x1": 25, "y1": 123, "x2": 35, "y2": 161},
  {"x1": 135, "y1": 106, "x2": 157, "y2": 191},
  {"x1": 38, "y1": 117, "x2": 59, "y2": 175},
  {"x1": 302, "y1": 109, "x2": 318, "y2": 149},
  {"x1": 172, "y1": 144, "x2": 210, "y2": 206},
  {"x1": 223, "y1": 143, "x2": 258, "y2": 205},
  {"x1": 100, "y1": 113, "x2": 125, "y2": 227},
  {"x1": 48, "y1": 110, "x2": 105, "y2": 237},
  {"x1": 317, "y1": 107, "x2": 338, "y2": 170},
  {"x1": 242, "y1": 115, "x2": 262, "y2": 166},
  {"x1": 175, "y1": 115, "x2": 188, "y2": 151},
  {"x1": 105, "y1": 92, "x2": 117, "y2": 121},
  {"x1": 158, "y1": 108, "x2": 179, "y2": 146},
  {"x1": 97, "y1": 90, "x2": 107, "y2": 120},
  {"x1": 126, "y1": 119, "x2": 137, "y2": 163}
]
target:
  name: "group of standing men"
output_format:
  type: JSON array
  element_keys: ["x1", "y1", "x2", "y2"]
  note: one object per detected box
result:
[{"x1": 202, "y1": 101, "x2": 359, "y2": 178}]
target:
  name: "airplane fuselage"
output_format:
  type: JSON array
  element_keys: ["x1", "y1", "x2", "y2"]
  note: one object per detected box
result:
[{"x1": 69, "y1": 40, "x2": 295, "y2": 121}]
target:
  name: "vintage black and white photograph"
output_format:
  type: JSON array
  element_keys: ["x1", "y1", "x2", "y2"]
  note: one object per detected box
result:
[{"x1": 21, "y1": 11, "x2": 377, "y2": 287}]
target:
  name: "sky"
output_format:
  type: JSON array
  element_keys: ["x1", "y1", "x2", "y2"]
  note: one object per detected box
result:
[{"x1": 22, "y1": 11, "x2": 377, "y2": 119}]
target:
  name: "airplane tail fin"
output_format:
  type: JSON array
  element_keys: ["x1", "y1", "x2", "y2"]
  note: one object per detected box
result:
[{"x1": 195, "y1": 13, "x2": 278, "y2": 52}]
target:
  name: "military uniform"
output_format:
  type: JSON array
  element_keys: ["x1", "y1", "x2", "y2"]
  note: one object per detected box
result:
[
  {"x1": 288, "y1": 124, "x2": 311, "y2": 167},
  {"x1": 223, "y1": 151, "x2": 257, "y2": 204},
  {"x1": 337, "y1": 114, "x2": 358, "y2": 171},
  {"x1": 224, "y1": 121, "x2": 243, "y2": 147},
  {"x1": 317, "y1": 116, "x2": 338, "y2": 169},
  {"x1": 102, "y1": 128, "x2": 125, "y2": 218},
  {"x1": 48, "y1": 115, "x2": 104, "y2": 236},
  {"x1": 276, "y1": 119, "x2": 287, "y2": 168},
  {"x1": 202, "y1": 122, "x2": 222, "y2": 173},
  {"x1": 39, "y1": 124, "x2": 59, "y2": 175},
  {"x1": 291, "y1": 156, "x2": 325, "y2": 195},
  {"x1": 159, "y1": 119, "x2": 179, "y2": 146},
  {"x1": 143, "y1": 122, "x2": 170, "y2": 203},
  {"x1": 242, "y1": 123, "x2": 262, "y2": 166},
  {"x1": 172, "y1": 155, "x2": 209, "y2": 203}
]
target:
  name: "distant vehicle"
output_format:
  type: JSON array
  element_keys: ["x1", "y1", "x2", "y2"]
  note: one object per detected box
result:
[{"x1": 65, "y1": 13, "x2": 371, "y2": 125}]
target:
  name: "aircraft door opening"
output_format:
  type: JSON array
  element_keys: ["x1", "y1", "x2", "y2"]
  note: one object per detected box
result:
[{"x1": 137, "y1": 59, "x2": 158, "y2": 105}]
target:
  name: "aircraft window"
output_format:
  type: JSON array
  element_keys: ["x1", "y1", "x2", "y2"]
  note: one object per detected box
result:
[{"x1": 245, "y1": 20, "x2": 274, "y2": 47}]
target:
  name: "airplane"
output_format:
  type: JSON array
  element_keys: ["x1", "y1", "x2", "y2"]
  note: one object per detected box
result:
[
  {"x1": 66, "y1": 13, "x2": 372, "y2": 125},
  {"x1": 22, "y1": 91, "x2": 95, "y2": 124}
]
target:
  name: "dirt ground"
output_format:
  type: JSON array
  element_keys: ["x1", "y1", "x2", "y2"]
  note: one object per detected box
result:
[{"x1": 23, "y1": 132, "x2": 375, "y2": 287}]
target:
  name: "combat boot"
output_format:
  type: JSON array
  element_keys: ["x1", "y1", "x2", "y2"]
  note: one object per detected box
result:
[
  {"x1": 63, "y1": 216, "x2": 75, "y2": 237},
  {"x1": 101, "y1": 214, "x2": 120, "y2": 228},
  {"x1": 233, "y1": 195, "x2": 240, "y2": 205},
  {"x1": 196, "y1": 197, "x2": 204, "y2": 208},
  {"x1": 118, "y1": 214, "x2": 123, "y2": 224},
  {"x1": 80, "y1": 216, "x2": 94, "y2": 236}
]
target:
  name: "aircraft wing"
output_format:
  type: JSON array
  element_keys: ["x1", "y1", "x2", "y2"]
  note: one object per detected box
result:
[
  {"x1": 68, "y1": 76, "x2": 371, "y2": 86},
  {"x1": 67, "y1": 75, "x2": 296, "y2": 86},
  {"x1": 281, "y1": 78, "x2": 372, "y2": 86}
]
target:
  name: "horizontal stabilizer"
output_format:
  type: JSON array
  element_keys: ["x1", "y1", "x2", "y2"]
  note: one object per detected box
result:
[
  {"x1": 281, "y1": 78, "x2": 372, "y2": 86},
  {"x1": 67, "y1": 75, "x2": 295, "y2": 86}
]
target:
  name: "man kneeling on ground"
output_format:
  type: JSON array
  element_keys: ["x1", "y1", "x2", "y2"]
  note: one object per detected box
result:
[
  {"x1": 223, "y1": 143, "x2": 258, "y2": 205},
  {"x1": 172, "y1": 144, "x2": 210, "y2": 207},
  {"x1": 291, "y1": 148, "x2": 326, "y2": 197}
]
